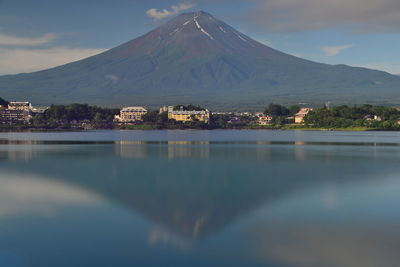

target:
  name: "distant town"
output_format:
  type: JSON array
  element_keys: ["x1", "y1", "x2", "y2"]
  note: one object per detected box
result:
[{"x1": 1, "y1": 97, "x2": 400, "y2": 131}]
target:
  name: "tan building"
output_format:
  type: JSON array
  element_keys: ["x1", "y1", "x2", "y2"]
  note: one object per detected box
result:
[
  {"x1": 114, "y1": 106, "x2": 147, "y2": 123},
  {"x1": 255, "y1": 113, "x2": 273, "y2": 125},
  {"x1": 295, "y1": 108, "x2": 313, "y2": 124},
  {"x1": 167, "y1": 106, "x2": 210, "y2": 123}
]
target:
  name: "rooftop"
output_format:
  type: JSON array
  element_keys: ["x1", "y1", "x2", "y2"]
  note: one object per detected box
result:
[{"x1": 121, "y1": 107, "x2": 147, "y2": 112}]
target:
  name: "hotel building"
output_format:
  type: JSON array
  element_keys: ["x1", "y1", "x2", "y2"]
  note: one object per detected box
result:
[
  {"x1": 166, "y1": 106, "x2": 210, "y2": 123},
  {"x1": 114, "y1": 106, "x2": 148, "y2": 123}
]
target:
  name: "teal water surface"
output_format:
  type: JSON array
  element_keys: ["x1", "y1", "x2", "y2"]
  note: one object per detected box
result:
[{"x1": 0, "y1": 130, "x2": 400, "y2": 267}]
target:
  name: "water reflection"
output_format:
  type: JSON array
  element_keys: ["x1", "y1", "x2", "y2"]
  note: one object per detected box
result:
[
  {"x1": 244, "y1": 176, "x2": 400, "y2": 267},
  {"x1": 253, "y1": 224, "x2": 400, "y2": 267},
  {"x1": 114, "y1": 141, "x2": 210, "y2": 159},
  {"x1": 1, "y1": 144, "x2": 399, "y2": 238},
  {"x1": 0, "y1": 173, "x2": 102, "y2": 219},
  {"x1": 148, "y1": 227, "x2": 193, "y2": 250},
  {"x1": 167, "y1": 141, "x2": 210, "y2": 159},
  {"x1": 0, "y1": 142, "x2": 400, "y2": 266}
]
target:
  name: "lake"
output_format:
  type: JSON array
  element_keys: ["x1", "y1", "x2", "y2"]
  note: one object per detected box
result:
[{"x1": 0, "y1": 130, "x2": 400, "y2": 267}]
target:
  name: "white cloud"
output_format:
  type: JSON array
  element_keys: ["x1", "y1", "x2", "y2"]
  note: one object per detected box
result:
[
  {"x1": 0, "y1": 33, "x2": 58, "y2": 46},
  {"x1": 247, "y1": 0, "x2": 400, "y2": 33},
  {"x1": 321, "y1": 44, "x2": 353, "y2": 57},
  {"x1": 291, "y1": 53, "x2": 303, "y2": 58},
  {"x1": 0, "y1": 47, "x2": 107, "y2": 75},
  {"x1": 146, "y1": 3, "x2": 195, "y2": 20},
  {"x1": 257, "y1": 39, "x2": 274, "y2": 47}
]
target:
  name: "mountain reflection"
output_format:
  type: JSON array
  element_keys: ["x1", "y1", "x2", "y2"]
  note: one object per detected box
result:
[{"x1": 0, "y1": 143, "x2": 399, "y2": 241}]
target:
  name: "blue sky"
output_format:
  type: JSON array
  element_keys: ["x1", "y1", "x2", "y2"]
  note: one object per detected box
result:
[{"x1": 1, "y1": 0, "x2": 400, "y2": 75}]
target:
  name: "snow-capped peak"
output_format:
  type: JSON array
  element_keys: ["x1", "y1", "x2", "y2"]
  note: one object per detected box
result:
[{"x1": 193, "y1": 15, "x2": 214, "y2": 40}]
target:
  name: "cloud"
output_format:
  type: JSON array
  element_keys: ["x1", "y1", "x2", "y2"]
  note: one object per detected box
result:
[
  {"x1": 353, "y1": 62, "x2": 400, "y2": 74},
  {"x1": 246, "y1": 0, "x2": 400, "y2": 33},
  {"x1": 0, "y1": 32, "x2": 58, "y2": 46},
  {"x1": 321, "y1": 44, "x2": 353, "y2": 57},
  {"x1": 105, "y1": 74, "x2": 120, "y2": 84},
  {"x1": 146, "y1": 3, "x2": 195, "y2": 20},
  {"x1": 0, "y1": 47, "x2": 107, "y2": 75},
  {"x1": 291, "y1": 53, "x2": 304, "y2": 58},
  {"x1": 256, "y1": 39, "x2": 274, "y2": 47}
]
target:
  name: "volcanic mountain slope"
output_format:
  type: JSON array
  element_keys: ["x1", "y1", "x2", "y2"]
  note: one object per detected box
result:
[{"x1": 1, "y1": 11, "x2": 400, "y2": 109}]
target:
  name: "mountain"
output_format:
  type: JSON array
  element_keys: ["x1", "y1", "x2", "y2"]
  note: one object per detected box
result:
[{"x1": 1, "y1": 11, "x2": 400, "y2": 110}]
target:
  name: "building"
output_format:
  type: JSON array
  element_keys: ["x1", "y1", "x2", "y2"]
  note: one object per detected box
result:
[
  {"x1": 7, "y1": 102, "x2": 32, "y2": 111},
  {"x1": 31, "y1": 106, "x2": 49, "y2": 114},
  {"x1": 0, "y1": 101, "x2": 32, "y2": 124},
  {"x1": 0, "y1": 109, "x2": 31, "y2": 123},
  {"x1": 295, "y1": 108, "x2": 313, "y2": 124},
  {"x1": 114, "y1": 107, "x2": 147, "y2": 123},
  {"x1": 255, "y1": 113, "x2": 273, "y2": 125},
  {"x1": 167, "y1": 106, "x2": 210, "y2": 123},
  {"x1": 364, "y1": 115, "x2": 382, "y2": 121}
]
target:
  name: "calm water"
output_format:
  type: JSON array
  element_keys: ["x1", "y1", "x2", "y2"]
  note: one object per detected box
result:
[{"x1": 1, "y1": 130, "x2": 400, "y2": 267}]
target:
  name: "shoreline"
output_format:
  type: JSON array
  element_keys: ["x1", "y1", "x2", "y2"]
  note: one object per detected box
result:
[{"x1": 0, "y1": 126, "x2": 388, "y2": 132}]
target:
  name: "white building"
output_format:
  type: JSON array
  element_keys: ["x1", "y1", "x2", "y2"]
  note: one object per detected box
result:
[
  {"x1": 0, "y1": 101, "x2": 32, "y2": 123},
  {"x1": 114, "y1": 107, "x2": 147, "y2": 123},
  {"x1": 255, "y1": 113, "x2": 273, "y2": 125},
  {"x1": 8, "y1": 102, "x2": 32, "y2": 111}
]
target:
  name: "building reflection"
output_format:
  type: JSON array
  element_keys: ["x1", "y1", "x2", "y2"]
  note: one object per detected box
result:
[
  {"x1": 167, "y1": 141, "x2": 209, "y2": 159},
  {"x1": 0, "y1": 147, "x2": 35, "y2": 161},
  {"x1": 0, "y1": 140, "x2": 41, "y2": 161},
  {"x1": 114, "y1": 141, "x2": 210, "y2": 160},
  {"x1": 115, "y1": 141, "x2": 149, "y2": 159}
]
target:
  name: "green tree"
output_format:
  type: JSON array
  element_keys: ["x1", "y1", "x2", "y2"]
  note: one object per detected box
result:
[
  {"x1": 0, "y1": 97, "x2": 8, "y2": 106},
  {"x1": 142, "y1": 111, "x2": 159, "y2": 123},
  {"x1": 265, "y1": 103, "x2": 290, "y2": 116}
]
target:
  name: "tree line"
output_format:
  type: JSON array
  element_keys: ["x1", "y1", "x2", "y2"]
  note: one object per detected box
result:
[
  {"x1": 304, "y1": 104, "x2": 400, "y2": 130},
  {"x1": 2, "y1": 98, "x2": 400, "y2": 130},
  {"x1": 32, "y1": 104, "x2": 120, "y2": 129}
]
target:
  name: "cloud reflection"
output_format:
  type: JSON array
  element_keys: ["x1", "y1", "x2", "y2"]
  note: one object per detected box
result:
[
  {"x1": 0, "y1": 173, "x2": 102, "y2": 218},
  {"x1": 253, "y1": 224, "x2": 400, "y2": 267},
  {"x1": 148, "y1": 227, "x2": 193, "y2": 250}
]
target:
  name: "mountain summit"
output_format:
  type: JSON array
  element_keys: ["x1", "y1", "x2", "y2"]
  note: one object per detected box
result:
[{"x1": 1, "y1": 11, "x2": 400, "y2": 109}]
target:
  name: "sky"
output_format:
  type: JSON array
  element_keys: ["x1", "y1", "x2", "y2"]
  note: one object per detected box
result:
[{"x1": 1, "y1": 0, "x2": 400, "y2": 75}]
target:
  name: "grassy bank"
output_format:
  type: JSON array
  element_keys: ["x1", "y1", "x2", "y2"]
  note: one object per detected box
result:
[
  {"x1": 281, "y1": 125, "x2": 376, "y2": 131},
  {"x1": 118, "y1": 124, "x2": 159, "y2": 130}
]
